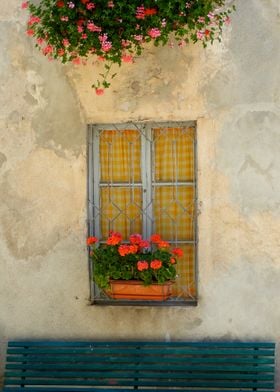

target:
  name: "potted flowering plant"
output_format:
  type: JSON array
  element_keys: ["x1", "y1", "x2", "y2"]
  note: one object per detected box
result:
[
  {"x1": 22, "y1": 0, "x2": 235, "y2": 94},
  {"x1": 87, "y1": 232, "x2": 184, "y2": 300}
]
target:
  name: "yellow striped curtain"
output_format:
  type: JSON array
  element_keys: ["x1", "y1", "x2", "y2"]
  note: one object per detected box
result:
[{"x1": 99, "y1": 127, "x2": 196, "y2": 298}]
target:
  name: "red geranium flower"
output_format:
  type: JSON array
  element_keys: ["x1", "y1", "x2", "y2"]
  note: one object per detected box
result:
[
  {"x1": 150, "y1": 259, "x2": 162, "y2": 270},
  {"x1": 172, "y1": 248, "x2": 184, "y2": 257},
  {"x1": 144, "y1": 8, "x2": 157, "y2": 16},
  {"x1": 87, "y1": 236, "x2": 98, "y2": 246},
  {"x1": 129, "y1": 233, "x2": 142, "y2": 244},
  {"x1": 150, "y1": 234, "x2": 161, "y2": 243},
  {"x1": 137, "y1": 260, "x2": 149, "y2": 271},
  {"x1": 158, "y1": 240, "x2": 170, "y2": 248},
  {"x1": 106, "y1": 231, "x2": 122, "y2": 245},
  {"x1": 56, "y1": 1, "x2": 64, "y2": 7}
]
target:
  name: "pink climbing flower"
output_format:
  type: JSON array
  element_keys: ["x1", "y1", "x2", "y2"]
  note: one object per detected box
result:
[
  {"x1": 134, "y1": 34, "x2": 143, "y2": 42},
  {"x1": 102, "y1": 41, "x2": 112, "y2": 52},
  {"x1": 135, "y1": 5, "x2": 145, "y2": 19},
  {"x1": 86, "y1": 2, "x2": 95, "y2": 10},
  {"x1": 26, "y1": 29, "x2": 34, "y2": 36},
  {"x1": 224, "y1": 16, "x2": 231, "y2": 25},
  {"x1": 28, "y1": 15, "x2": 41, "y2": 25},
  {"x1": 36, "y1": 37, "x2": 44, "y2": 45},
  {"x1": 196, "y1": 30, "x2": 204, "y2": 40},
  {"x1": 62, "y1": 38, "x2": 70, "y2": 47},
  {"x1": 198, "y1": 16, "x2": 205, "y2": 23},
  {"x1": 87, "y1": 22, "x2": 101, "y2": 32},
  {"x1": 121, "y1": 39, "x2": 130, "y2": 48},
  {"x1": 121, "y1": 54, "x2": 133, "y2": 63},
  {"x1": 148, "y1": 28, "x2": 161, "y2": 38},
  {"x1": 72, "y1": 57, "x2": 81, "y2": 65},
  {"x1": 42, "y1": 44, "x2": 53, "y2": 55},
  {"x1": 57, "y1": 48, "x2": 65, "y2": 56},
  {"x1": 107, "y1": 1, "x2": 114, "y2": 7},
  {"x1": 95, "y1": 88, "x2": 104, "y2": 96},
  {"x1": 21, "y1": 1, "x2": 28, "y2": 9},
  {"x1": 67, "y1": 1, "x2": 75, "y2": 8}
]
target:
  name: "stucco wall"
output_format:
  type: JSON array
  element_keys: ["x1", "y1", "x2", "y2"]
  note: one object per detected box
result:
[{"x1": 1, "y1": 0, "x2": 280, "y2": 387}]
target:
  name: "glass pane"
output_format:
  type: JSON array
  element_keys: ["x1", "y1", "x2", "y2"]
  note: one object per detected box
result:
[
  {"x1": 100, "y1": 130, "x2": 141, "y2": 183},
  {"x1": 100, "y1": 187, "x2": 142, "y2": 240},
  {"x1": 153, "y1": 127, "x2": 195, "y2": 182},
  {"x1": 153, "y1": 186, "x2": 195, "y2": 241},
  {"x1": 172, "y1": 244, "x2": 196, "y2": 298}
]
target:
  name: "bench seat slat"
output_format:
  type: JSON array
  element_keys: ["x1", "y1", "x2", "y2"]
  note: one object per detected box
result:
[
  {"x1": 6, "y1": 354, "x2": 275, "y2": 365},
  {"x1": 4, "y1": 379, "x2": 275, "y2": 389},
  {"x1": 7, "y1": 347, "x2": 275, "y2": 356},
  {"x1": 4, "y1": 369, "x2": 275, "y2": 381},
  {"x1": 6, "y1": 362, "x2": 275, "y2": 372},
  {"x1": 7, "y1": 341, "x2": 275, "y2": 348},
  {"x1": 4, "y1": 389, "x2": 276, "y2": 392}
]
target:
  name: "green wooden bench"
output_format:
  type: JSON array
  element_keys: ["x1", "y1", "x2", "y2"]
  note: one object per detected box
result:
[{"x1": 3, "y1": 341, "x2": 275, "y2": 392}]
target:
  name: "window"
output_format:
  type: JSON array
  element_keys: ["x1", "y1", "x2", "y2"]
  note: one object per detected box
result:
[{"x1": 87, "y1": 122, "x2": 197, "y2": 305}]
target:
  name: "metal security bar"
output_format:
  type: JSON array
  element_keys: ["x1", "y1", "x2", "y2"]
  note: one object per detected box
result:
[{"x1": 87, "y1": 122, "x2": 197, "y2": 306}]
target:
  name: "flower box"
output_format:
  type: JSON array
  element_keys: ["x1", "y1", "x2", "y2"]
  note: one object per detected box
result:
[{"x1": 106, "y1": 280, "x2": 174, "y2": 301}]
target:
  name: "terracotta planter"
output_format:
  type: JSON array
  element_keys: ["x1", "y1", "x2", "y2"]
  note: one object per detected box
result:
[{"x1": 106, "y1": 280, "x2": 174, "y2": 301}]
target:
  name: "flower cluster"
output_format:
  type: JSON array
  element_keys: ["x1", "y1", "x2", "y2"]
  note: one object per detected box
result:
[
  {"x1": 23, "y1": 0, "x2": 235, "y2": 94},
  {"x1": 87, "y1": 232, "x2": 184, "y2": 289}
]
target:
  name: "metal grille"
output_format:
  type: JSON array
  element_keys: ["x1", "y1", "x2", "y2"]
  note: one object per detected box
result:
[{"x1": 87, "y1": 122, "x2": 197, "y2": 306}]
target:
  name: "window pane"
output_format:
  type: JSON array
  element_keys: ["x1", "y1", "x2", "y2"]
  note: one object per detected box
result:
[
  {"x1": 100, "y1": 130, "x2": 141, "y2": 183},
  {"x1": 173, "y1": 244, "x2": 196, "y2": 298},
  {"x1": 153, "y1": 186, "x2": 195, "y2": 241},
  {"x1": 100, "y1": 187, "x2": 142, "y2": 240},
  {"x1": 153, "y1": 127, "x2": 195, "y2": 182}
]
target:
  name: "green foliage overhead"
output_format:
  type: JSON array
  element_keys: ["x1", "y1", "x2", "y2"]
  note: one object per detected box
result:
[{"x1": 22, "y1": 0, "x2": 235, "y2": 93}]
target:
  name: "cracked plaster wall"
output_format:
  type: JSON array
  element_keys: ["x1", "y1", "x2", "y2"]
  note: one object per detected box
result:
[{"x1": 0, "y1": 0, "x2": 280, "y2": 387}]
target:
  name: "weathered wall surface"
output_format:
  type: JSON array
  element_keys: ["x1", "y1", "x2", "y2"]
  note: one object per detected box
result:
[{"x1": 1, "y1": 0, "x2": 280, "y2": 386}]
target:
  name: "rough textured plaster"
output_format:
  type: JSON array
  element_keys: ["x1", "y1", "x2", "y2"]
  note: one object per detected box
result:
[
  {"x1": 218, "y1": 110, "x2": 280, "y2": 214},
  {"x1": 1, "y1": 0, "x2": 280, "y2": 389},
  {"x1": 0, "y1": 148, "x2": 85, "y2": 259}
]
